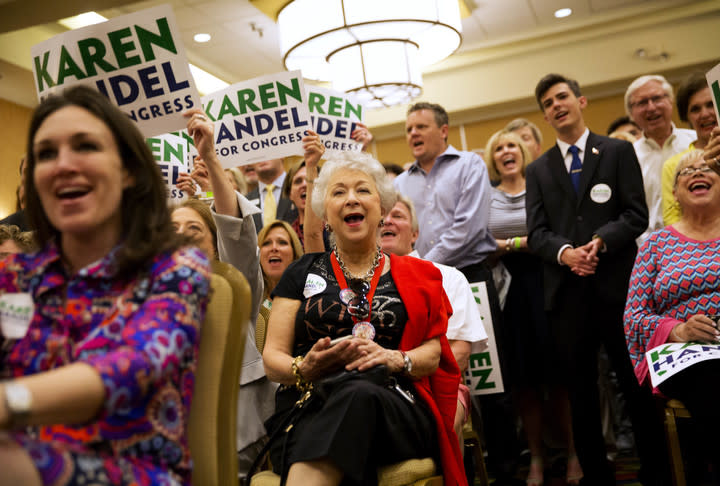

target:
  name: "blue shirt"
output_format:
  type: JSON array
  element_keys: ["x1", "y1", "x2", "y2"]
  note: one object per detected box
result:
[{"x1": 394, "y1": 145, "x2": 496, "y2": 267}]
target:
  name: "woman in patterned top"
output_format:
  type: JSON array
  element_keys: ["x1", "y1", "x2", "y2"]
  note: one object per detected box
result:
[
  {"x1": 261, "y1": 151, "x2": 465, "y2": 486},
  {"x1": 0, "y1": 86, "x2": 211, "y2": 485},
  {"x1": 625, "y1": 149, "x2": 720, "y2": 476}
]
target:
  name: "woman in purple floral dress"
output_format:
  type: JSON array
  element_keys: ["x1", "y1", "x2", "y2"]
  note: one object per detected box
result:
[{"x1": 0, "y1": 86, "x2": 211, "y2": 486}]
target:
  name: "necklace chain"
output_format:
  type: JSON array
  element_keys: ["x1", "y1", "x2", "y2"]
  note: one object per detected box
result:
[{"x1": 333, "y1": 245, "x2": 382, "y2": 282}]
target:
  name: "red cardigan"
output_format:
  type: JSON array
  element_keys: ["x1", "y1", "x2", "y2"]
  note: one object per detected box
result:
[{"x1": 391, "y1": 254, "x2": 467, "y2": 486}]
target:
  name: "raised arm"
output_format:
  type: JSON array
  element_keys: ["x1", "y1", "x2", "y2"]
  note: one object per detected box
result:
[
  {"x1": 303, "y1": 130, "x2": 326, "y2": 253},
  {"x1": 185, "y1": 109, "x2": 239, "y2": 218}
]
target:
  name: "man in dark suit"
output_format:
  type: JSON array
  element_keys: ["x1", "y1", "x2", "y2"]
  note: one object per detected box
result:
[
  {"x1": 526, "y1": 74, "x2": 666, "y2": 485},
  {"x1": 245, "y1": 158, "x2": 296, "y2": 233}
]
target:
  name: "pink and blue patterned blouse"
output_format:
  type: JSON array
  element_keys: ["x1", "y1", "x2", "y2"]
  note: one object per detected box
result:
[
  {"x1": 0, "y1": 242, "x2": 210, "y2": 485},
  {"x1": 624, "y1": 226, "x2": 720, "y2": 386}
]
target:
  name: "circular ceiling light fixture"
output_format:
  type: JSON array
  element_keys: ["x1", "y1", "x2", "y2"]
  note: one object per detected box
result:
[
  {"x1": 277, "y1": 0, "x2": 462, "y2": 109},
  {"x1": 554, "y1": 8, "x2": 572, "y2": 18},
  {"x1": 194, "y1": 33, "x2": 212, "y2": 43}
]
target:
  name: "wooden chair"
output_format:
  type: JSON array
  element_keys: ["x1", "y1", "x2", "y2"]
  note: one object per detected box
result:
[
  {"x1": 189, "y1": 264, "x2": 252, "y2": 486},
  {"x1": 463, "y1": 416, "x2": 489, "y2": 486},
  {"x1": 664, "y1": 398, "x2": 691, "y2": 486}
]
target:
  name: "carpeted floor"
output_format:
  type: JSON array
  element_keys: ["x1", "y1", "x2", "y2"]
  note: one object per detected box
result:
[{"x1": 480, "y1": 452, "x2": 643, "y2": 485}]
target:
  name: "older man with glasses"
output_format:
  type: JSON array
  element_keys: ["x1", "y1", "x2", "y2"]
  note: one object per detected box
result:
[{"x1": 624, "y1": 74, "x2": 696, "y2": 243}]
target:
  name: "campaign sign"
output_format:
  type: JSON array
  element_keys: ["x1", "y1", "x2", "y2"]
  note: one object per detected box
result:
[
  {"x1": 31, "y1": 4, "x2": 201, "y2": 137},
  {"x1": 465, "y1": 281, "x2": 504, "y2": 395},
  {"x1": 706, "y1": 63, "x2": 720, "y2": 124},
  {"x1": 147, "y1": 133, "x2": 190, "y2": 204},
  {"x1": 201, "y1": 70, "x2": 311, "y2": 167},
  {"x1": 306, "y1": 86, "x2": 364, "y2": 154},
  {"x1": 647, "y1": 341, "x2": 720, "y2": 388}
]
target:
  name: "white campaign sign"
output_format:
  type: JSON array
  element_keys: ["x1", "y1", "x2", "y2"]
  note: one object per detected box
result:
[
  {"x1": 146, "y1": 133, "x2": 190, "y2": 204},
  {"x1": 31, "y1": 4, "x2": 201, "y2": 137},
  {"x1": 706, "y1": 63, "x2": 720, "y2": 124},
  {"x1": 647, "y1": 341, "x2": 720, "y2": 388},
  {"x1": 306, "y1": 86, "x2": 364, "y2": 155},
  {"x1": 465, "y1": 281, "x2": 505, "y2": 395},
  {"x1": 201, "y1": 71, "x2": 311, "y2": 167}
]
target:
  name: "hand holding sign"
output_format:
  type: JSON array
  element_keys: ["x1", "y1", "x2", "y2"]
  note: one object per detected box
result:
[
  {"x1": 176, "y1": 172, "x2": 196, "y2": 197},
  {"x1": 350, "y1": 122, "x2": 374, "y2": 151},
  {"x1": 302, "y1": 130, "x2": 325, "y2": 168},
  {"x1": 704, "y1": 127, "x2": 720, "y2": 175},
  {"x1": 672, "y1": 315, "x2": 720, "y2": 343},
  {"x1": 190, "y1": 158, "x2": 211, "y2": 192}
]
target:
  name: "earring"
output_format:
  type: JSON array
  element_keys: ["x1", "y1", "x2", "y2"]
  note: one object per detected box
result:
[
  {"x1": 378, "y1": 220, "x2": 385, "y2": 228},
  {"x1": 325, "y1": 222, "x2": 333, "y2": 233}
]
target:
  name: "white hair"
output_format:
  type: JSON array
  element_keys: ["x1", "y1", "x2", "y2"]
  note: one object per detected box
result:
[
  {"x1": 624, "y1": 74, "x2": 674, "y2": 119},
  {"x1": 311, "y1": 151, "x2": 397, "y2": 219}
]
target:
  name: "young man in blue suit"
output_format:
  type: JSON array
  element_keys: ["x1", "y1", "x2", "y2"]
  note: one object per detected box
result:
[{"x1": 525, "y1": 74, "x2": 666, "y2": 485}]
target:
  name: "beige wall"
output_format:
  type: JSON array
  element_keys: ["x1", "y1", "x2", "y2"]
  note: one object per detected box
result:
[
  {"x1": 374, "y1": 90, "x2": 686, "y2": 165},
  {"x1": 0, "y1": 98, "x2": 32, "y2": 219}
]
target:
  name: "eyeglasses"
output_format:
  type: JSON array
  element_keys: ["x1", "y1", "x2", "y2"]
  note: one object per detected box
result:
[
  {"x1": 339, "y1": 279, "x2": 370, "y2": 319},
  {"x1": 630, "y1": 94, "x2": 669, "y2": 110},
  {"x1": 677, "y1": 165, "x2": 714, "y2": 178}
]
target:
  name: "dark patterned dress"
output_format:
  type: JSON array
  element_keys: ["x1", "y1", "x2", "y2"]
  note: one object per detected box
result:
[
  {"x1": 266, "y1": 252, "x2": 437, "y2": 486},
  {"x1": 0, "y1": 243, "x2": 210, "y2": 486}
]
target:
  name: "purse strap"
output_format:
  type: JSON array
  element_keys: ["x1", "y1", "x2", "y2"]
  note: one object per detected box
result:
[{"x1": 243, "y1": 389, "x2": 314, "y2": 486}]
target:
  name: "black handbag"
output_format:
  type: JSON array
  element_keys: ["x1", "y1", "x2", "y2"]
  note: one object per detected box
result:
[{"x1": 243, "y1": 365, "x2": 394, "y2": 485}]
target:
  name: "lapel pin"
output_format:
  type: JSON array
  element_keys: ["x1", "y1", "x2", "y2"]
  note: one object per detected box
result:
[{"x1": 591, "y1": 147, "x2": 599, "y2": 155}]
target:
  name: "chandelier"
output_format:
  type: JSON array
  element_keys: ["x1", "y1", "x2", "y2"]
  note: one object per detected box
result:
[{"x1": 277, "y1": 0, "x2": 462, "y2": 109}]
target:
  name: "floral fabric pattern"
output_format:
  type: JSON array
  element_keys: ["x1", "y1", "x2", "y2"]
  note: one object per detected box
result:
[{"x1": 0, "y1": 243, "x2": 210, "y2": 486}]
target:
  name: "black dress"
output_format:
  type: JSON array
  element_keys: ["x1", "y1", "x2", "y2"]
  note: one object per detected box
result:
[{"x1": 266, "y1": 253, "x2": 437, "y2": 486}]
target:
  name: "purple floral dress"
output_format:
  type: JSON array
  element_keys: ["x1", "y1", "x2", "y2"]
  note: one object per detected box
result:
[{"x1": 0, "y1": 243, "x2": 210, "y2": 486}]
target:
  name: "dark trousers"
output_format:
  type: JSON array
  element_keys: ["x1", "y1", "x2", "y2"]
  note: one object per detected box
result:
[
  {"x1": 459, "y1": 261, "x2": 520, "y2": 481},
  {"x1": 547, "y1": 277, "x2": 667, "y2": 485}
]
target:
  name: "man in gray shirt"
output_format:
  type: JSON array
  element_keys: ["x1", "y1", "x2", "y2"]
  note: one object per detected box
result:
[
  {"x1": 394, "y1": 102, "x2": 496, "y2": 281},
  {"x1": 395, "y1": 102, "x2": 519, "y2": 482}
]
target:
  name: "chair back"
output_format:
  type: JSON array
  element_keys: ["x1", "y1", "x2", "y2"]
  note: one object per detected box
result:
[
  {"x1": 189, "y1": 263, "x2": 252, "y2": 486},
  {"x1": 256, "y1": 303, "x2": 271, "y2": 353}
]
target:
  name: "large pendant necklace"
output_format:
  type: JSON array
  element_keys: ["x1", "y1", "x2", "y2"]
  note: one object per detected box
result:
[{"x1": 332, "y1": 244, "x2": 383, "y2": 282}]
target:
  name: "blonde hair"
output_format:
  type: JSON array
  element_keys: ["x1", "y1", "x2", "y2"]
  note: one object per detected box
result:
[
  {"x1": 484, "y1": 130, "x2": 532, "y2": 183},
  {"x1": 257, "y1": 220, "x2": 304, "y2": 299}
]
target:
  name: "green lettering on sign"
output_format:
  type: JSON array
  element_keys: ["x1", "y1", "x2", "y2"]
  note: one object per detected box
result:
[
  {"x1": 308, "y1": 92, "x2": 325, "y2": 114},
  {"x1": 78, "y1": 37, "x2": 117, "y2": 76},
  {"x1": 258, "y1": 82, "x2": 278, "y2": 109},
  {"x1": 56, "y1": 46, "x2": 87, "y2": 84},
  {"x1": 108, "y1": 27, "x2": 141, "y2": 68},
  {"x1": 712, "y1": 80, "x2": 720, "y2": 118},
  {"x1": 135, "y1": 17, "x2": 176, "y2": 61},
  {"x1": 34, "y1": 51, "x2": 55, "y2": 91},
  {"x1": 277, "y1": 78, "x2": 303, "y2": 105}
]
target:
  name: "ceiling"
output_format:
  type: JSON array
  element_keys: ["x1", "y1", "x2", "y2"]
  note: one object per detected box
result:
[{"x1": 0, "y1": 0, "x2": 719, "y2": 137}]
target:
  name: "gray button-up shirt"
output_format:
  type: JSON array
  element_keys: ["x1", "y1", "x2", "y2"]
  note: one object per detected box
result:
[{"x1": 394, "y1": 145, "x2": 496, "y2": 268}]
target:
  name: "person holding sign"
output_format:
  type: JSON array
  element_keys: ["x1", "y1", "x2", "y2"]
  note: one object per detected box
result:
[
  {"x1": 262, "y1": 151, "x2": 465, "y2": 486},
  {"x1": 0, "y1": 86, "x2": 210, "y2": 486},
  {"x1": 625, "y1": 148, "x2": 720, "y2": 480},
  {"x1": 660, "y1": 72, "x2": 718, "y2": 226}
]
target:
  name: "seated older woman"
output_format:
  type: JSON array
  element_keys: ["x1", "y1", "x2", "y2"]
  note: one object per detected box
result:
[
  {"x1": 624, "y1": 149, "x2": 720, "y2": 474},
  {"x1": 262, "y1": 151, "x2": 465, "y2": 486}
]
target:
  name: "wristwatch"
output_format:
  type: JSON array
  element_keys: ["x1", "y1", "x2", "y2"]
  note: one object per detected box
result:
[
  {"x1": 3, "y1": 382, "x2": 32, "y2": 428},
  {"x1": 400, "y1": 351, "x2": 413, "y2": 376}
]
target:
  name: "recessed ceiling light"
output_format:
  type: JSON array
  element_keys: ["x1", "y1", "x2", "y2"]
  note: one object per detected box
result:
[
  {"x1": 59, "y1": 11, "x2": 108, "y2": 30},
  {"x1": 194, "y1": 33, "x2": 211, "y2": 43},
  {"x1": 554, "y1": 8, "x2": 572, "y2": 18}
]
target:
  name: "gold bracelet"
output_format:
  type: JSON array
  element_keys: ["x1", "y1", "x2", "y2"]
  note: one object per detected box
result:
[{"x1": 291, "y1": 355, "x2": 311, "y2": 391}]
